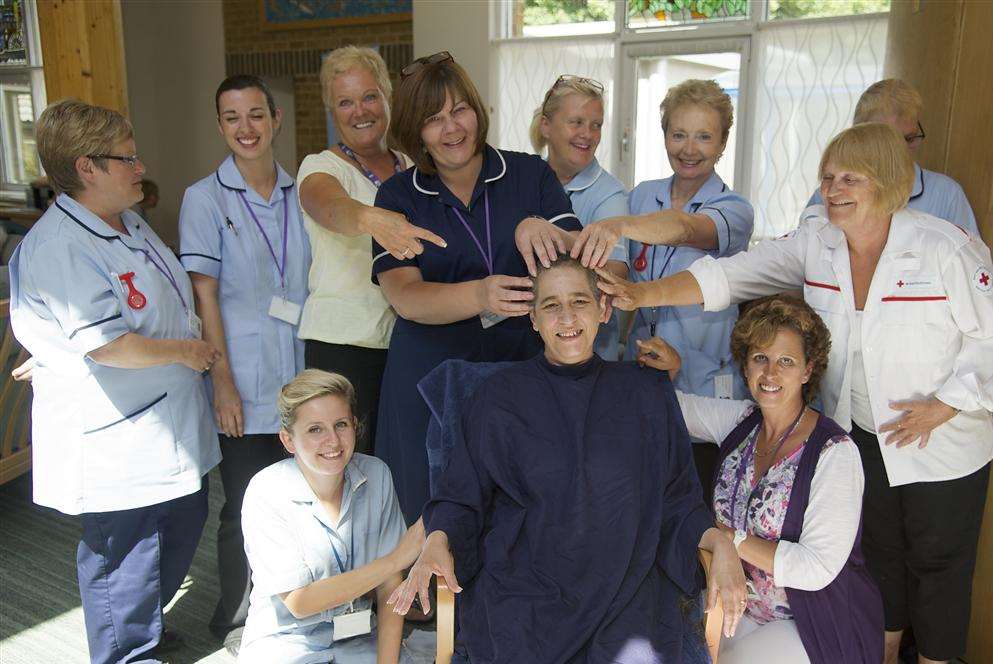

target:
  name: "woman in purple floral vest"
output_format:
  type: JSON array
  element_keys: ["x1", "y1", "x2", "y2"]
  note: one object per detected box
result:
[{"x1": 638, "y1": 295, "x2": 882, "y2": 664}]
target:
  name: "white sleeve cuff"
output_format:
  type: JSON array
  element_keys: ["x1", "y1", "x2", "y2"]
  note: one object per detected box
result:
[{"x1": 687, "y1": 256, "x2": 732, "y2": 312}]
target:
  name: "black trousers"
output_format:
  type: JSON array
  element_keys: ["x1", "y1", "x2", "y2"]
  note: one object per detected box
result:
[
  {"x1": 851, "y1": 424, "x2": 989, "y2": 661},
  {"x1": 304, "y1": 340, "x2": 388, "y2": 455},
  {"x1": 211, "y1": 433, "x2": 286, "y2": 636}
]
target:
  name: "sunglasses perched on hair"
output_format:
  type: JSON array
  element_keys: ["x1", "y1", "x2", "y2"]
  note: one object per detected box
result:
[
  {"x1": 541, "y1": 75, "x2": 605, "y2": 113},
  {"x1": 401, "y1": 51, "x2": 454, "y2": 80}
]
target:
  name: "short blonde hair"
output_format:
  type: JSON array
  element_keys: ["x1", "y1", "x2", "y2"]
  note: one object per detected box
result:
[
  {"x1": 853, "y1": 79, "x2": 923, "y2": 125},
  {"x1": 530, "y1": 77, "x2": 604, "y2": 153},
  {"x1": 36, "y1": 99, "x2": 133, "y2": 195},
  {"x1": 278, "y1": 369, "x2": 359, "y2": 434},
  {"x1": 320, "y1": 46, "x2": 393, "y2": 111},
  {"x1": 818, "y1": 123, "x2": 915, "y2": 216},
  {"x1": 661, "y1": 79, "x2": 734, "y2": 144}
]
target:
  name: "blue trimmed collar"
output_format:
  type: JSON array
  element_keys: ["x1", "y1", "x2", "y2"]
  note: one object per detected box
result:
[
  {"x1": 654, "y1": 170, "x2": 727, "y2": 210},
  {"x1": 215, "y1": 154, "x2": 295, "y2": 205},
  {"x1": 561, "y1": 158, "x2": 605, "y2": 193},
  {"x1": 55, "y1": 193, "x2": 150, "y2": 250},
  {"x1": 412, "y1": 144, "x2": 507, "y2": 197},
  {"x1": 909, "y1": 162, "x2": 924, "y2": 201}
]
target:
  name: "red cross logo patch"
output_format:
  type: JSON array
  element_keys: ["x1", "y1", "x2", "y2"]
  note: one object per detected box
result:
[
  {"x1": 897, "y1": 280, "x2": 905, "y2": 288},
  {"x1": 974, "y1": 267, "x2": 992, "y2": 294}
]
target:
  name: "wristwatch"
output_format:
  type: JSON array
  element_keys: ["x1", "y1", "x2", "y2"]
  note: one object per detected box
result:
[{"x1": 732, "y1": 529, "x2": 747, "y2": 551}]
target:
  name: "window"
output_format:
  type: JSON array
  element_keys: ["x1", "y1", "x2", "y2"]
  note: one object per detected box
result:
[
  {"x1": 490, "y1": 0, "x2": 890, "y2": 240},
  {"x1": 1, "y1": 0, "x2": 45, "y2": 201},
  {"x1": 627, "y1": 0, "x2": 749, "y2": 29}
]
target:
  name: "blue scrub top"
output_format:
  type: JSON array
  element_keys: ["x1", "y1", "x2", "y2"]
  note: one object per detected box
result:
[
  {"x1": 558, "y1": 157, "x2": 629, "y2": 360},
  {"x1": 807, "y1": 162, "x2": 978, "y2": 236},
  {"x1": 179, "y1": 155, "x2": 310, "y2": 434},
  {"x1": 9, "y1": 193, "x2": 219, "y2": 514},
  {"x1": 626, "y1": 172, "x2": 753, "y2": 401}
]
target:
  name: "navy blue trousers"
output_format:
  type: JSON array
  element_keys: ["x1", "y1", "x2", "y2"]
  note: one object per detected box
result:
[{"x1": 76, "y1": 480, "x2": 209, "y2": 664}]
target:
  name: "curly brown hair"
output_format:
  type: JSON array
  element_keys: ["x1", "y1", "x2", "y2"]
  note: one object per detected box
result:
[{"x1": 730, "y1": 295, "x2": 831, "y2": 405}]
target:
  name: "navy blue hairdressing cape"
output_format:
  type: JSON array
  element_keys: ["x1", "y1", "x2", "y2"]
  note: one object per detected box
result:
[{"x1": 424, "y1": 353, "x2": 713, "y2": 664}]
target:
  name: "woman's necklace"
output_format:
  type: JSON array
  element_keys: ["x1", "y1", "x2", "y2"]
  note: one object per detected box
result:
[{"x1": 753, "y1": 406, "x2": 806, "y2": 458}]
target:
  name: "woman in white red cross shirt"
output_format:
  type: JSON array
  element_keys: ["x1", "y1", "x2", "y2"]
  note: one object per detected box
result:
[{"x1": 596, "y1": 122, "x2": 993, "y2": 664}]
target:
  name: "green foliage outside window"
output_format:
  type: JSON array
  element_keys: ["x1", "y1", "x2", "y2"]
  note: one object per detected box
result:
[
  {"x1": 768, "y1": 0, "x2": 889, "y2": 20},
  {"x1": 523, "y1": 0, "x2": 615, "y2": 26}
]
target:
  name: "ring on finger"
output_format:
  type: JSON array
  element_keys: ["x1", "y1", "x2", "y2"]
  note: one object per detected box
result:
[{"x1": 401, "y1": 247, "x2": 412, "y2": 257}]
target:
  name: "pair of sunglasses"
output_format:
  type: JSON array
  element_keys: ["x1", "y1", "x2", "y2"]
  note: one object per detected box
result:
[
  {"x1": 401, "y1": 51, "x2": 454, "y2": 80},
  {"x1": 541, "y1": 75, "x2": 605, "y2": 113}
]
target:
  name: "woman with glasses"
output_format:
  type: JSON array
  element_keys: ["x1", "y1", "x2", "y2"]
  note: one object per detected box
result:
[
  {"x1": 598, "y1": 122, "x2": 993, "y2": 664},
  {"x1": 571, "y1": 78, "x2": 754, "y2": 498},
  {"x1": 371, "y1": 52, "x2": 582, "y2": 523},
  {"x1": 530, "y1": 75, "x2": 629, "y2": 359},
  {"x1": 297, "y1": 47, "x2": 445, "y2": 459},
  {"x1": 9, "y1": 99, "x2": 222, "y2": 663},
  {"x1": 178, "y1": 75, "x2": 311, "y2": 654},
  {"x1": 806, "y1": 78, "x2": 978, "y2": 235}
]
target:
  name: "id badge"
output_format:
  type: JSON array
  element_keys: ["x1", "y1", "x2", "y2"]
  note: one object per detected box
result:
[
  {"x1": 188, "y1": 311, "x2": 203, "y2": 339},
  {"x1": 715, "y1": 373, "x2": 733, "y2": 400},
  {"x1": 332, "y1": 607, "x2": 372, "y2": 641},
  {"x1": 268, "y1": 296, "x2": 302, "y2": 325},
  {"x1": 479, "y1": 310, "x2": 507, "y2": 329}
]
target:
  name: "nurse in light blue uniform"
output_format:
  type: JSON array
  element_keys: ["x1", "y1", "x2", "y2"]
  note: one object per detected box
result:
[
  {"x1": 179, "y1": 75, "x2": 310, "y2": 648},
  {"x1": 10, "y1": 99, "x2": 221, "y2": 664},
  {"x1": 531, "y1": 75, "x2": 629, "y2": 359},
  {"x1": 805, "y1": 78, "x2": 978, "y2": 235}
]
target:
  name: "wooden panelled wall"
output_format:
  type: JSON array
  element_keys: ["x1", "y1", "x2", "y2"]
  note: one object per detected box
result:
[
  {"x1": 36, "y1": 0, "x2": 128, "y2": 113},
  {"x1": 886, "y1": 3, "x2": 993, "y2": 662}
]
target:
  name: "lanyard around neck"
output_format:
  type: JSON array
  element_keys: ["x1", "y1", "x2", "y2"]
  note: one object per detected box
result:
[
  {"x1": 728, "y1": 408, "x2": 806, "y2": 530},
  {"x1": 330, "y1": 518, "x2": 356, "y2": 575},
  {"x1": 338, "y1": 142, "x2": 402, "y2": 188},
  {"x1": 450, "y1": 188, "x2": 493, "y2": 275},
  {"x1": 140, "y1": 238, "x2": 187, "y2": 312},
  {"x1": 236, "y1": 190, "x2": 290, "y2": 289}
]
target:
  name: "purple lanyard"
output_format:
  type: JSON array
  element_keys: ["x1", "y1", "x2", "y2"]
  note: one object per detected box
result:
[
  {"x1": 450, "y1": 189, "x2": 493, "y2": 275},
  {"x1": 141, "y1": 238, "x2": 187, "y2": 312},
  {"x1": 727, "y1": 408, "x2": 805, "y2": 530},
  {"x1": 338, "y1": 142, "x2": 401, "y2": 188},
  {"x1": 237, "y1": 190, "x2": 289, "y2": 289}
]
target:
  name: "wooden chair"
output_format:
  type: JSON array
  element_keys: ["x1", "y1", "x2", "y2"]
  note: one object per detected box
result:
[
  {"x1": 433, "y1": 552, "x2": 723, "y2": 664},
  {"x1": 0, "y1": 299, "x2": 32, "y2": 485}
]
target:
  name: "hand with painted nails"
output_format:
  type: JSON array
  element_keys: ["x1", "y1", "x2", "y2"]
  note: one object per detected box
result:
[{"x1": 635, "y1": 337, "x2": 682, "y2": 382}]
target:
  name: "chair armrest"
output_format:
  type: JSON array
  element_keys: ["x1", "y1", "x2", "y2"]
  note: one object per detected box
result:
[{"x1": 436, "y1": 580, "x2": 456, "y2": 664}]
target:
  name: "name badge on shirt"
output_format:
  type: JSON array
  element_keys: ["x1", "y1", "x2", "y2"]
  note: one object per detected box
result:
[
  {"x1": 268, "y1": 296, "x2": 302, "y2": 325},
  {"x1": 715, "y1": 373, "x2": 733, "y2": 400},
  {"x1": 332, "y1": 607, "x2": 372, "y2": 641},
  {"x1": 479, "y1": 310, "x2": 507, "y2": 329},
  {"x1": 188, "y1": 311, "x2": 203, "y2": 339}
]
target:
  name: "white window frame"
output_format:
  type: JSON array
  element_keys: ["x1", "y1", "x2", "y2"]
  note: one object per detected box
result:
[
  {"x1": 1, "y1": 0, "x2": 46, "y2": 202},
  {"x1": 490, "y1": 0, "x2": 889, "y2": 196}
]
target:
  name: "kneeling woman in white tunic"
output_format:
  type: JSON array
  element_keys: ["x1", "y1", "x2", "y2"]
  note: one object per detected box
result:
[{"x1": 238, "y1": 369, "x2": 424, "y2": 663}]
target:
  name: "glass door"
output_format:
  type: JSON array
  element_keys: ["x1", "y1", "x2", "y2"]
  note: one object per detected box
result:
[{"x1": 616, "y1": 37, "x2": 749, "y2": 191}]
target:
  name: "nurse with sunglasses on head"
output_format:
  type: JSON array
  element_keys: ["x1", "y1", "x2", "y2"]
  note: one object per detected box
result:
[
  {"x1": 179, "y1": 74, "x2": 310, "y2": 654},
  {"x1": 371, "y1": 52, "x2": 582, "y2": 523},
  {"x1": 531, "y1": 74, "x2": 629, "y2": 360},
  {"x1": 571, "y1": 78, "x2": 754, "y2": 498}
]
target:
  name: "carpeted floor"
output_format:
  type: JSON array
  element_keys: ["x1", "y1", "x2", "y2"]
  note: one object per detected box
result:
[{"x1": 0, "y1": 468, "x2": 236, "y2": 664}]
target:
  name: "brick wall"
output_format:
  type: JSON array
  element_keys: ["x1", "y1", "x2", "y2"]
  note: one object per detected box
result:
[{"x1": 221, "y1": 0, "x2": 413, "y2": 165}]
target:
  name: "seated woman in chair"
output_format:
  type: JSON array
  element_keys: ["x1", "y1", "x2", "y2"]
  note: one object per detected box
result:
[
  {"x1": 238, "y1": 369, "x2": 424, "y2": 663},
  {"x1": 389, "y1": 256, "x2": 747, "y2": 663},
  {"x1": 637, "y1": 296, "x2": 883, "y2": 664}
]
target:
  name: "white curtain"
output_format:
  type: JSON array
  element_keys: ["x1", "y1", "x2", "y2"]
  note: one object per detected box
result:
[{"x1": 746, "y1": 16, "x2": 888, "y2": 240}]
